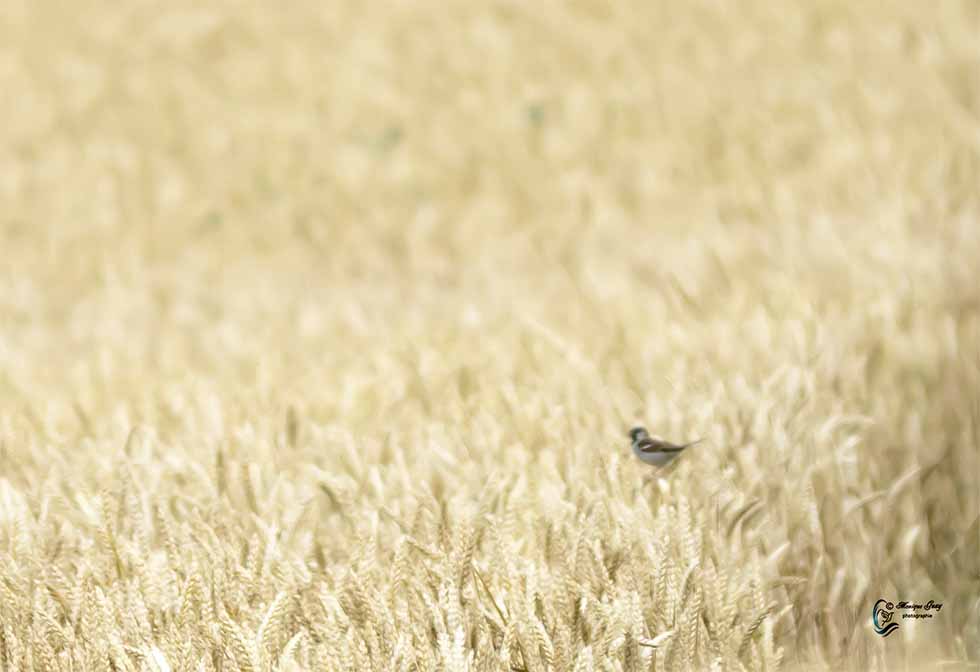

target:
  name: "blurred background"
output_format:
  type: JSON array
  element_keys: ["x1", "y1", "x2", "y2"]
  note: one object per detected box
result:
[{"x1": 2, "y1": 0, "x2": 977, "y2": 421}]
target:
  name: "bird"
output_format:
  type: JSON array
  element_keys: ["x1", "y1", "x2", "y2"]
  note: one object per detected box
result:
[{"x1": 629, "y1": 426, "x2": 703, "y2": 467}]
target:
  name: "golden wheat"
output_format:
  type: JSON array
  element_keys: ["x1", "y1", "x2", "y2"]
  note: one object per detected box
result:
[{"x1": 1, "y1": 1, "x2": 978, "y2": 671}]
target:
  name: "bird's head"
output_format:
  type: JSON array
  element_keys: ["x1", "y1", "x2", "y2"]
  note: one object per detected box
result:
[{"x1": 629, "y1": 426, "x2": 649, "y2": 442}]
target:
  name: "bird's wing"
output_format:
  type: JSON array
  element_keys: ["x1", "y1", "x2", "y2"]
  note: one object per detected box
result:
[
  {"x1": 636, "y1": 438, "x2": 702, "y2": 453},
  {"x1": 636, "y1": 438, "x2": 682, "y2": 453}
]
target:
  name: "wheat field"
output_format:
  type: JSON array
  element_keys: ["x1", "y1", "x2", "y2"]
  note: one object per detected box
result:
[{"x1": 1, "y1": 1, "x2": 978, "y2": 671}]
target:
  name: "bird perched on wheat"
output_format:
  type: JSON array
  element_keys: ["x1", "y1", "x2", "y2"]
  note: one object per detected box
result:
[{"x1": 629, "y1": 426, "x2": 703, "y2": 467}]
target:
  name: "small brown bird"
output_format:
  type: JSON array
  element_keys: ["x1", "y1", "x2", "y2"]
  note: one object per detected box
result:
[{"x1": 630, "y1": 426, "x2": 703, "y2": 467}]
